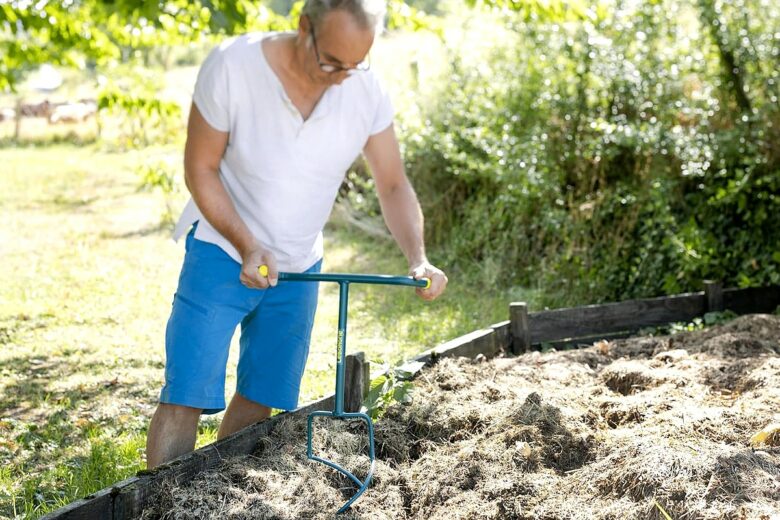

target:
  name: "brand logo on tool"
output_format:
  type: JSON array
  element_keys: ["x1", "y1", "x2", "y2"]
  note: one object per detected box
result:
[{"x1": 337, "y1": 330, "x2": 344, "y2": 362}]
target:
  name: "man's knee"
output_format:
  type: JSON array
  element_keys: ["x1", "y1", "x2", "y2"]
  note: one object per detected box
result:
[
  {"x1": 155, "y1": 402, "x2": 203, "y2": 423},
  {"x1": 233, "y1": 391, "x2": 271, "y2": 412}
]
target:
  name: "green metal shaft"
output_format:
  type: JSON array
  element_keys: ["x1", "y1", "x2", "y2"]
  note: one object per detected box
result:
[{"x1": 278, "y1": 272, "x2": 428, "y2": 288}]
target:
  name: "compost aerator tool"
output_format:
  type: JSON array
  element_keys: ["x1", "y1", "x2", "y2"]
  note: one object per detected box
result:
[{"x1": 260, "y1": 268, "x2": 430, "y2": 513}]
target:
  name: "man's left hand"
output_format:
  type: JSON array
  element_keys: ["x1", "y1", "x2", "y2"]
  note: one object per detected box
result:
[{"x1": 409, "y1": 262, "x2": 448, "y2": 301}]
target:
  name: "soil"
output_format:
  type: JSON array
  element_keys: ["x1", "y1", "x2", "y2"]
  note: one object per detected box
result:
[{"x1": 142, "y1": 314, "x2": 780, "y2": 519}]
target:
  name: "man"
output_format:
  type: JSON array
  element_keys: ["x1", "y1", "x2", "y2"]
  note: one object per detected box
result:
[{"x1": 146, "y1": 0, "x2": 447, "y2": 468}]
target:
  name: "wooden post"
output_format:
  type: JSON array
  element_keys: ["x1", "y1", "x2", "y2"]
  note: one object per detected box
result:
[
  {"x1": 704, "y1": 280, "x2": 724, "y2": 313},
  {"x1": 510, "y1": 302, "x2": 531, "y2": 355},
  {"x1": 345, "y1": 352, "x2": 370, "y2": 413},
  {"x1": 489, "y1": 321, "x2": 511, "y2": 351}
]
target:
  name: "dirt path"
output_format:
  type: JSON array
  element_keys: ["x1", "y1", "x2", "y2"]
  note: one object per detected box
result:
[{"x1": 143, "y1": 314, "x2": 780, "y2": 519}]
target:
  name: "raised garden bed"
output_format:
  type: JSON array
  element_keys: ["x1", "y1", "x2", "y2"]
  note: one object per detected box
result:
[
  {"x1": 139, "y1": 313, "x2": 780, "y2": 519},
  {"x1": 41, "y1": 283, "x2": 780, "y2": 519}
]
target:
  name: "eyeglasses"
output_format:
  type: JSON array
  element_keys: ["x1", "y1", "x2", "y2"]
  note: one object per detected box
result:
[{"x1": 309, "y1": 20, "x2": 370, "y2": 75}]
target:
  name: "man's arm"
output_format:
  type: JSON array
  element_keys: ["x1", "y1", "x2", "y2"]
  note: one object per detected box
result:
[
  {"x1": 183, "y1": 103, "x2": 278, "y2": 287},
  {"x1": 363, "y1": 124, "x2": 447, "y2": 300}
]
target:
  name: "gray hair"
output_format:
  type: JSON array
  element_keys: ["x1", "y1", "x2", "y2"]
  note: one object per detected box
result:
[{"x1": 302, "y1": 0, "x2": 386, "y2": 34}]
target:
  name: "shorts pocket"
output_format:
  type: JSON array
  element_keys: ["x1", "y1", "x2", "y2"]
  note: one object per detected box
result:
[{"x1": 173, "y1": 292, "x2": 214, "y2": 321}]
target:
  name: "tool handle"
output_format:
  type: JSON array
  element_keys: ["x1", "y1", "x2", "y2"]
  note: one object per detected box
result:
[{"x1": 258, "y1": 266, "x2": 430, "y2": 289}]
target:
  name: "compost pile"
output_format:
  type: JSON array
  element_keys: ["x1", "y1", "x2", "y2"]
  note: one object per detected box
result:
[{"x1": 143, "y1": 314, "x2": 780, "y2": 519}]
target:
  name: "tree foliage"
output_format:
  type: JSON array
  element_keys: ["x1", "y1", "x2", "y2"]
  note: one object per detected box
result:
[
  {"x1": 0, "y1": 0, "x2": 297, "y2": 91},
  {"x1": 0, "y1": 0, "x2": 433, "y2": 91}
]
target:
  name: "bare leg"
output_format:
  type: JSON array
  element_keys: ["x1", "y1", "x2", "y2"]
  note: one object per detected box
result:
[
  {"x1": 218, "y1": 392, "x2": 272, "y2": 440},
  {"x1": 146, "y1": 403, "x2": 202, "y2": 469}
]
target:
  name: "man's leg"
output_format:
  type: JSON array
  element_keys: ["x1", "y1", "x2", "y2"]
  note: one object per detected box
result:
[
  {"x1": 217, "y1": 392, "x2": 272, "y2": 439},
  {"x1": 146, "y1": 403, "x2": 202, "y2": 468},
  {"x1": 230, "y1": 259, "x2": 322, "y2": 430},
  {"x1": 150, "y1": 227, "x2": 262, "y2": 466}
]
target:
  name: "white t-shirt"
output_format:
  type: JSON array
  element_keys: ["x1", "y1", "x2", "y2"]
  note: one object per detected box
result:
[{"x1": 173, "y1": 32, "x2": 394, "y2": 272}]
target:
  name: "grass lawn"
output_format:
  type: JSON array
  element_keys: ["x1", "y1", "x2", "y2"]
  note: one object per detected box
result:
[{"x1": 0, "y1": 143, "x2": 531, "y2": 519}]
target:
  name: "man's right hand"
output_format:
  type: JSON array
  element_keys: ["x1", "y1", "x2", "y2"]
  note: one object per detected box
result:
[{"x1": 239, "y1": 244, "x2": 278, "y2": 289}]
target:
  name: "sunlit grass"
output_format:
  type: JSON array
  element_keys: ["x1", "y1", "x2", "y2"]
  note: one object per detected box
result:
[{"x1": 0, "y1": 426, "x2": 146, "y2": 518}]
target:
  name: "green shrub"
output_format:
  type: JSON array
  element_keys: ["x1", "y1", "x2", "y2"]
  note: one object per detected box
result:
[{"x1": 377, "y1": 0, "x2": 780, "y2": 307}]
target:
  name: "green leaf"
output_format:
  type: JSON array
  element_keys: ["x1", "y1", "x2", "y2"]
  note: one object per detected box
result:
[
  {"x1": 394, "y1": 361, "x2": 425, "y2": 381},
  {"x1": 392, "y1": 383, "x2": 414, "y2": 404},
  {"x1": 364, "y1": 375, "x2": 389, "y2": 409}
]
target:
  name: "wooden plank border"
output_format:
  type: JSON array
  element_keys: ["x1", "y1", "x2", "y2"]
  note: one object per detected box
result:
[
  {"x1": 36, "y1": 485, "x2": 115, "y2": 520},
  {"x1": 528, "y1": 291, "x2": 707, "y2": 344},
  {"x1": 509, "y1": 284, "x2": 780, "y2": 348},
  {"x1": 723, "y1": 285, "x2": 780, "y2": 315},
  {"x1": 398, "y1": 321, "x2": 510, "y2": 380}
]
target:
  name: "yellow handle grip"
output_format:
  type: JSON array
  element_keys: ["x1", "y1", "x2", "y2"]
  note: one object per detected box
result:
[
  {"x1": 423, "y1": 278, "x2": 431, "y2": 290},
  {"x1": 258, "y1": 265, "x2": 269, "y2": 277}
]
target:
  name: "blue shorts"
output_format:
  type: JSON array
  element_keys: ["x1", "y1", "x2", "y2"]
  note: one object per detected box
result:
[{"x1": 160, "y1": 226, "x2": 321, "y2": 414}]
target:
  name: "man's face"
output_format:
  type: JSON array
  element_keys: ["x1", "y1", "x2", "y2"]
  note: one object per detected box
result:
[{"x1": 303, "y1": 10, "x2": 374, "y2": 86}]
